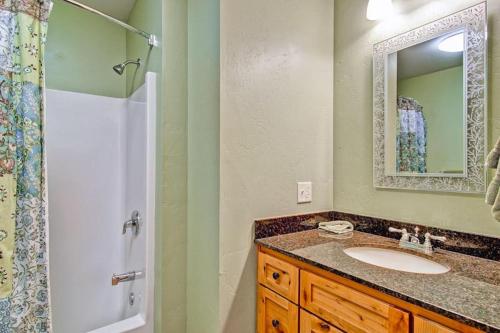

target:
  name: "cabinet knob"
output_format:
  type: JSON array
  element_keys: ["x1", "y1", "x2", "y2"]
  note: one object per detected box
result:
[
  {"x1": 272, "y1": 272, "x2": 280, "y2": 280},
  {"x1": 272, "y1": 319, "x2": 280, "y2": 328},
  {"x1": 320, "y1": 322, "x2": 330, "y2": 330}
]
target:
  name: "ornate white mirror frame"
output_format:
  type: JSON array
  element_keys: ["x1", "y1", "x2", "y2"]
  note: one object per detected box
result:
[{"x1": 373, "y1": 2, "x2": 487, "y2": 193}]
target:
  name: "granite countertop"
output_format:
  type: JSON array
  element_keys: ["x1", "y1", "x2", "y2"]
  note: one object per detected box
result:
[{"x1": 256, "y1": 230, "x2": 500, "y2": 333}]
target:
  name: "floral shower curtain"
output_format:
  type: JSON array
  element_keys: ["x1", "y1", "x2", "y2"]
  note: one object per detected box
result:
[
  {"x1": 0, "y1": 0, "x2": 52, "y2": 332},
  {"x1": 396, "y1": 97, "x2": 427, "y2": 173}
]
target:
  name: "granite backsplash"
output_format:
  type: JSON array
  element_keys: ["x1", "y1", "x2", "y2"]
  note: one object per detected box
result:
[{"x1": 255, "y1": 211, "x2": 500, "y2": 261}]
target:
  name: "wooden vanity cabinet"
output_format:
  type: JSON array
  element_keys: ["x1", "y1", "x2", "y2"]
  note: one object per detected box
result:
[{"x1": 256, "y1": 246, "x2": 484, "y2": 333}]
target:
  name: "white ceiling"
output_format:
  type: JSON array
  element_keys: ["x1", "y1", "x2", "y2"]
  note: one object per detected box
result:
[
  {"x1": 397, "y1": 31, "x2": 463, "y2": 80},
  {"x1": 75, "y1": 0, "x2": 137, "y2": 21}
]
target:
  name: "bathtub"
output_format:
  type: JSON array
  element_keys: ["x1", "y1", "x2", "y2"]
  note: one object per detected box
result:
[{"x1": 47, "y1": 73, "x2": 157, "y2": 333}]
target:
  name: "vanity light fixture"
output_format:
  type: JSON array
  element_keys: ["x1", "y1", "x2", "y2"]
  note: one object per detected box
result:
[
  {"x1": 438, "y1": 33, "x2": 464, "y2": 52},
  {"x1": 366, "y1": 0, "x2": 394, "y2": 21}
]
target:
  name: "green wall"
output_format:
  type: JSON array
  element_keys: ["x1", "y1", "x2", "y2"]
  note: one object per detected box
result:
[
  {"x1": 334, "y1": 0, "x2": 500, "y2": 237},
  {"x1": 126, "y1": 1, "x2": 189, "y2": 333},
  {"x1": 398, "y1": 66, "x2": 464, "y2": 173},
  {"x1": 156, "y1": 0, "x2": 188, "y2": 332},
  {"x1": 126, "y1": 0, "x2": 163, "y2": 96},
  {"x1": 46, "y1": 0, "x2": 126, "y2": 98},
  {"x1": 186, "y1": 0, "x2": 220, "y2": 332}
]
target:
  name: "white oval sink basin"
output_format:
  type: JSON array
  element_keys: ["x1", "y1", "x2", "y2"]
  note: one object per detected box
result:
[{"x1": 343, "y1": 247, "x2": 450, "y2": 274}]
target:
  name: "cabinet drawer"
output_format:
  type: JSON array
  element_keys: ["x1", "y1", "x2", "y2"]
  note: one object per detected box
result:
[
  {"x1": 258, "y1": 252, "x2": 299, "y2": 303},
  {"x1": 300, "y1": 309, "x2": 344, "y2": 333},
  {"x1": 258, "y1": 285, "x2": 299, "y2": 333},
  {"x1": 414, "y1": 316, "x2": 460, "y2": 333},
  {"x1": 300, "y1": 271, "x2": 409, "y2": 333}
]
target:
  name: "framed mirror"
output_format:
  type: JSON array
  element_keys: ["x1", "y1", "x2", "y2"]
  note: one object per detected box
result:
[{"x1": 373, "y1": 2, "x2": 487, "y2": 193}]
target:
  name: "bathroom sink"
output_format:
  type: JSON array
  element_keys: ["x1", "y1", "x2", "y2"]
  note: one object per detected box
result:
[{"x1": 343, "y1": 247, "x2": 450, "y2": 274}]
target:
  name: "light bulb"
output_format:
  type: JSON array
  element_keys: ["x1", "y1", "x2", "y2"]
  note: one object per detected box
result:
[
  {"x1": 438, "y1": 33, "x2": 464, "y2": 52},
  {"x1": 367, "y1": 0, "x2": 394, "y2": 21}
]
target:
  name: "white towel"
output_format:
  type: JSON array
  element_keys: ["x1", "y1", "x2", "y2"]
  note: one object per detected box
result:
[
  {"x1": 493, "y1": 188, "x2": 500, "y2": 222},
  {"x1": 486, "y1": 162, "x2": 500, "y2": 204},
  {"x1": 486, "y1": 137, "x2": 500, "y2": 168},
  {"x1": 486, "y1": 137, "x2": 500, "y2": 222}
]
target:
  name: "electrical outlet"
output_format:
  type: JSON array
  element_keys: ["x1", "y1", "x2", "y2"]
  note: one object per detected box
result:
[{"x1": 297, "y1": 182, "x2": 312, "y2": 203}]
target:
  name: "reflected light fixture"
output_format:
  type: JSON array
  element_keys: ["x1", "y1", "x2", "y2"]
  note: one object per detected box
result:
[
  {"x1": 366, "y1": 0, "x2": 394, "y2": 21},
  {"x1": 438, "y1": 33, "x2": 464, "y2": 52}
]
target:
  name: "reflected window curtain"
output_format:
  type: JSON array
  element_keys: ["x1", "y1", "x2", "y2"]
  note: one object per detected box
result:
[
  {"x1": 0, "y1": 0, "x2": 52, "y2": 332},
  {"x1": 396, "y1": 97, "x2": 427, "y2": 173}
]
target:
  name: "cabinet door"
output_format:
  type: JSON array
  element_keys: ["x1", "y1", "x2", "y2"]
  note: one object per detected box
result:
[
  {"x1": 414, "y1": 316, "x2": 460, "y2": 333},
  {"x1": 258, "y1": 286, "x2": 299, "y2": 333},
  {"x1": 258, "y1": 252, "x2": 299, "y2": 303},
  {"x1": 300, "y1": 271, "x2": 409, "y2": 333},
  {"x1": 300, "y1": 309, "x2": 344, "y2": 333}
]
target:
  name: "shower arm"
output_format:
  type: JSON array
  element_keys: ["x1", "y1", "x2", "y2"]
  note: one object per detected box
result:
[{"x1": 59, "y1": 0, "x2": 159, "y2": 47}]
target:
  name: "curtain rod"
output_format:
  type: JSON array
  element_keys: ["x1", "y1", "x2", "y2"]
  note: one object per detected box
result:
[{"x1": 59, "y1": 0, "x2": 159, "y2": 47}]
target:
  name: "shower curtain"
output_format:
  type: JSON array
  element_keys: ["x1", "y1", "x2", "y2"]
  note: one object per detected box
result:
[
  {"x1": 0, "y1": 1, "x2": 52, "y2": 331},
  {"x1": 396, "y1": 97, "x2": 427, "y2": 173}
]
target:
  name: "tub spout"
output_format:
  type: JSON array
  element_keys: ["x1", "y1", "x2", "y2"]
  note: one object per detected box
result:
[{"x1": 111, "y1": 271, "x2": 143, "y2": 286}]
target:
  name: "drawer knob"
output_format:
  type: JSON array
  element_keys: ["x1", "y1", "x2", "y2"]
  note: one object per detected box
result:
[
  {"x1": 272, "y1": 272, "x2": 280, "y2": 280},
  {"x1": 272, "y1": 319, "x2": 280, "y2": 328},
  {"x1": 320, "y1": 322, "x2": 330, "y2": 330}
]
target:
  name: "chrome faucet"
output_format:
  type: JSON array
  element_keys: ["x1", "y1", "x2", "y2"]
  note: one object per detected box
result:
[
  {"x1": 389, "y1": 226, "x2": 446, "y2": 255},
  {"x1": 123, "y1": 210, "x2": 140, "y2": 236},
  {"x1": 111, "y1": 271, "x2": 143, "y2": 286},
  {"x1": 409, "y1": 226, "x2": 420, "y2": 244}
]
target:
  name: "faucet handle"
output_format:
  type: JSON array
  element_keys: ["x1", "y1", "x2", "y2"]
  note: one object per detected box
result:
[
  {"x1": 389, "y1": 227, "x2": 409, "y2": 242},
  {"x1": 425, "y1": 232, "x2": 446, "y2": 243},
  {"x1": 423, "y1": 233, "x2": 446, "y2": 255},
  {"x1": 122, "y1": 210, "x2": 141, "y2": 235},
  {"x1": 389, "y1": 227, "x2": 407, "y2": 234}
]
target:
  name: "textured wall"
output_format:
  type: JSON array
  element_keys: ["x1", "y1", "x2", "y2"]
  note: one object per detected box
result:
[
  {"x1": 186, "y1": 0, "x2": 220, "y2": 332},
  {"x1": 156, "y1": 0, "x2": 188, "y2": 332},
  {"x1": 46, "y1": 0, "x2": 126, "y2": 97},
  {"x1": 126, "y1": 0, "x2": 163, "y2": 96},
  {"x1": 220, "y1": 1, "x2": 334, "y2": 331},
  {"x1": 124, "y1": 1, "x2": 188, "y2": 332},
  {"x1": 334, "y1": 0, "x2": 500, "y2": 236}
]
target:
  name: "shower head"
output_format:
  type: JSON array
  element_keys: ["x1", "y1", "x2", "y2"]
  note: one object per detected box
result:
[{"x1": 113, "y1": 58, "x2": 141, "y2": 75}]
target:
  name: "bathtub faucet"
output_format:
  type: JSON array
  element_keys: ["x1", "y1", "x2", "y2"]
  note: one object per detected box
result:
[{"x1": 111, "y1": 271, "x2": 143, "y2": 286}]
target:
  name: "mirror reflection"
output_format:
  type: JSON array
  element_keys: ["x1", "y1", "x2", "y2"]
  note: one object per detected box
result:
[{"x1": 385, "y1": 29, "x2": 465, "y2": 176}]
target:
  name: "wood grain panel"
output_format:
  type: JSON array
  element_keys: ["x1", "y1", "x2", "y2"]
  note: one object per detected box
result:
[
  {"x1": 300, "y1": 309, "x2": 344, "y2": 333},
  {"x1": 300, "y1": 270, "x2": 409, "y2": 333},
  {"x1": 258, "y1": 251, "x2": 299, "y2": 303},
  {"x1": 258, "y1": 285, "x2": 299, "y2": 333},
  {"x1": 414, "y1": 316, "x2": 460, "y2": 333}
]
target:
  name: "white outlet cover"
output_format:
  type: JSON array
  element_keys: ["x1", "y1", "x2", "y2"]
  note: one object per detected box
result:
[{"x1": 297, "y1": 182, "x2": 312, "y2": 203}]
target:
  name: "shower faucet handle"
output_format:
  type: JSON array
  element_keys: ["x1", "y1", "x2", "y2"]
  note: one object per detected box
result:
[{"x1": 122, "y1": 210, "x2": 141, "y2": 236}]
